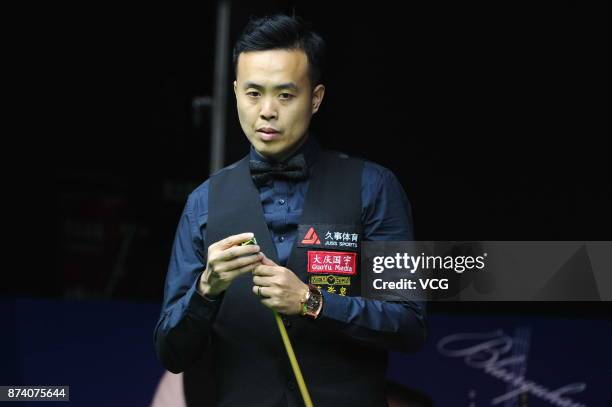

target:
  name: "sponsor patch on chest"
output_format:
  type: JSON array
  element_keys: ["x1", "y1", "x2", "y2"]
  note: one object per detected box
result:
[
  {"x1": 298, "y1": 224, "x2": 361, "y2": 252},
  {"x1": 309, "y1": 275, "x2": 352, "y2": 296},
  {"x1": 307, "y1": 250, "x2": 357, "y2": 275}
]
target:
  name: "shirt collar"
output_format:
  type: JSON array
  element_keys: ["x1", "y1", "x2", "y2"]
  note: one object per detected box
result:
[{"x1": 249, "y1": 134, "x2": 320, "y2": 170}]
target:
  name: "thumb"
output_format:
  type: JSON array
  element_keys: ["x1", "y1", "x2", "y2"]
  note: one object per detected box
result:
[{"x1": 260, "y1": 252, "x2": 277, "y2": 266}]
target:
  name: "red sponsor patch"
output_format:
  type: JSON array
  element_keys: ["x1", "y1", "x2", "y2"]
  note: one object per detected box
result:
[{"x1": 307, "y1": 251, "x2": 357, "y2": 275}]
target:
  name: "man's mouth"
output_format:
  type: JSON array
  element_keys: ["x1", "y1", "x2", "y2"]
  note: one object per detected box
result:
[{"x1": 257, "y1": 127, "x2": 281, "y2": 141}]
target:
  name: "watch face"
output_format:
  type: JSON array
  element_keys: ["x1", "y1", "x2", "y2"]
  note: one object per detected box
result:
[{"x1": 306, "y1": 290, "x2": 321, "y2": 311}]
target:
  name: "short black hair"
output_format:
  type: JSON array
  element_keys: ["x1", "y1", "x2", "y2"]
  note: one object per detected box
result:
[{"x1": 233, "y1": 14, "x2": 326, "y2": 87}]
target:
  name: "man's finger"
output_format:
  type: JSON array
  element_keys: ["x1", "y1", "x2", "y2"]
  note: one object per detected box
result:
[
  {"x1": 217, "y1": 233, "x2": 255, "y2": 249},
  {"x1": 215, "y1": 246, "x2": 261, "y2": 270},
  {"x1": 220, "y1": 262, "x2": 260, "y2": 281},
  {"x1": 215, "y1": 252, "x2": 262, "y2": 272},
  {"x1": 252, "y1": 275, "x2": 274, "y2": 287},
  {"x1": 259, "y1": 252, "x2": 277, "y2": 266},
  {"x1": 252, "y1": 264, "x2": 278, "y2": 276},
  {"x1": 260, "y1": 297, "x2": 277, "y2": 309},
  {"x1": 216, "y1": 244, "x2": 260, "y2": 262}
]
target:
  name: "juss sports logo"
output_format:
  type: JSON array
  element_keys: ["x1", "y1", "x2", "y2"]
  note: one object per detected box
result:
[{"x1": 298, "y1": 224, "x2": 360, "y2": 251}]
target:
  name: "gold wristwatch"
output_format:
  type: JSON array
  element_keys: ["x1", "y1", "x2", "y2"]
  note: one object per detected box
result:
[{"x1": 300, "y1": 284, "x2": 323, "y2": 319}]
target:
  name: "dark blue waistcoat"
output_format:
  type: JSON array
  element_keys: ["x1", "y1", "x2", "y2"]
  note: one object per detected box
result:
[{"x1": 202, "y1": 151, "x2": 388, "y2": 407}]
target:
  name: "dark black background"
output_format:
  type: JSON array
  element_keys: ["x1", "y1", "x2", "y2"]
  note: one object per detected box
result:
[{"x1": 10, "y1": 2, "x2": 608, "y2": 316}]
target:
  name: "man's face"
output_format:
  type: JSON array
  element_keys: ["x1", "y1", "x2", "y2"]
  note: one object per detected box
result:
[{"x1": 234, "y1": 49, "x2": 325, "y2": 161}]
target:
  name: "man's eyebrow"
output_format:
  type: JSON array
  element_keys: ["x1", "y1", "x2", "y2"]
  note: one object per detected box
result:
[
  {"x1": 274, "y1": 82, "x2": 299, "y2": 91},
  {"x1": 243, "y1": 82, "x2": 299, "y2": 91}
]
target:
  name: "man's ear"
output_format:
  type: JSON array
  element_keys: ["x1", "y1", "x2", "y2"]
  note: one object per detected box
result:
[
  {"x1": 311, "y1": 84, "x2": 325, "y2": 114},
  {"x1": 233, "y1": 80, "x2": 238, "y2": 96}
]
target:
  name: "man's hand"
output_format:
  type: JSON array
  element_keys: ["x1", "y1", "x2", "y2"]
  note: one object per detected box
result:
[
  {"x1": 252, "y1": 253, "x2": 308, "y2": 315},
  {"x1": 199, "y1": 232, "x2": 262, "y2": 298}
]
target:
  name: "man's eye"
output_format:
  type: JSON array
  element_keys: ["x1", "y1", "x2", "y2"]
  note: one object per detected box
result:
[
  {"x1": 246, "y1": 91, "x2": 260, "y2": 97},
  {"x1": 279, "y1": 93, "x2": 294, "y2": 100}
]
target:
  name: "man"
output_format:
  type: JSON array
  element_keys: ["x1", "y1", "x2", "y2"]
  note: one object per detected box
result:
[{"x1": 154, "y1": 14, "x2": 427, "y2": 407}]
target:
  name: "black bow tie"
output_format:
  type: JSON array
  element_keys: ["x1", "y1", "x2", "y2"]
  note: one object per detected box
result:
[{"x1": 249, "y1": 154, "x2": 309, "y2": 187}]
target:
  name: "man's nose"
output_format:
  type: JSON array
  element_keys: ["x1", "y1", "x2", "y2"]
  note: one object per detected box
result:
[{"x1": 259, "y1": 98, "x2": 278, "y2": 120}]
